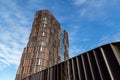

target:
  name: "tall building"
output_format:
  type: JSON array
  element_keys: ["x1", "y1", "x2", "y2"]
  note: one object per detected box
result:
[
  {"x1": 15, "y1": 10, "x2": 69, "y2": 80},
  {"x1": 23, "y1": 41, "x2": 120, "y2": 80}
]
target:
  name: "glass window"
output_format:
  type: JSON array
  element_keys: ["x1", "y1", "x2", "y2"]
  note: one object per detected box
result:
[
  {"x1": 43, "y1": 21, "x2": 47, "y2": 24},
  {"x1": 39, "y1": 53, "x2": 43, "y2": 58},
  {"x1": 43, "y1": 17, "x2": 47, "y2": 21},
  {"x1": 44, "y1": 17, "x2": 47, "y2": 20},
  {"x1": 43, "y1": 17, "x2": 44, "y2": 20},
  {"x1": 32, "y1": 42, "x2": 36, "y2": 46},
  {"x1": 38, "y1": 41, "x2": 46, "y2": 46},
  {"x1": 42, "y1": 32, "x2": 45, "y2": 36},
  {"x1": 37, "y1": 66, "x2": 42, "y2": 71},
  {"x1": 40, "y1": 46, "x2": 43, "y2": 51},
  {"x1": 41, "y1": 41, "x2": 46, "y2": 46},
  {"x1": 59, "y1": 29, "x2": 65, "y2": 62},
  {"x1": 38, "y1": 59, "x2": 41, "y2": 65},
  {"x1": 43, "y1": 24, "x2": 46, "y2": 27}
]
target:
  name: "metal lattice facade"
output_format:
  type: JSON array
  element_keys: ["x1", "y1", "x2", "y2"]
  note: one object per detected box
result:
[{"x1": 23, "y1": 42, "x2": 120, "y2": 80}]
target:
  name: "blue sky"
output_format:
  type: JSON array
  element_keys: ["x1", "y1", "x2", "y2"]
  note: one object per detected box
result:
[{"x1": 0, "y1": 0, "x2": 120, "y2": 80}]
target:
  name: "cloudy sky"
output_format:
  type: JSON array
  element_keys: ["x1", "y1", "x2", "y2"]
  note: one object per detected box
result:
[{"x1": 0, "y1": 0, "x2": 120, "y2": 80}]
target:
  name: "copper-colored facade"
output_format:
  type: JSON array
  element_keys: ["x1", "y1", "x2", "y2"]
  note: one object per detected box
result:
[
  {"x1": 15, "y1": 10, "x2": 69, "y2": 80},
  {"x1": 23, "y1": 41, "x2": 120, "y2": 80}
]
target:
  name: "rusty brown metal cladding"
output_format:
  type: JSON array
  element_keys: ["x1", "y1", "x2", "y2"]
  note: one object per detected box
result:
[
  {"x1": 15, "y1": 10, "x2": 69, "y2": 80},
  {"x1": 23, "y1": 42, "x2": 120, "y2": 80}
]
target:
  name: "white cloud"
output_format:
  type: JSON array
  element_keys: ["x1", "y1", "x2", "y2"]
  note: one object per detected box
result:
[
  {"x1": 69, "y1": 45, "x2": 85, "y2": 58},
  {"x1": 68, "y1": 25, "x2": 90, "y2": 44},
  {"x1": 74, "y1": 0, "x2": 87, "y2": 5},
  {"x1": 68, "y1": 25, "x2": 81, "y2": 42},
  {"x1": 68, "y1": 25, "x2": 90, "y2": 57},
  {"x1": 26, "y1": 0, "x2": 45, "y2": 12},
  {"x1": 0, "y1": 0, "x2": 30, "y2": 25},
  {"x1": 73, "y1": 0, "x2": 120, "y2": 21},
  {"x1": 0, "y1": 62, "x2": 7, "y2": 71},
  {"x1": 98, "y1": 32, "x2": 120, "y2": 46},
  {"x1": 78, "y1": 0, "x2": 107, "y2": 21},
  {"x1": 0, "y1": 0, "x2": 31, "y2": 70},
  {"x1": 0, "y1": 26, "x2": 30, "y2": 69}
]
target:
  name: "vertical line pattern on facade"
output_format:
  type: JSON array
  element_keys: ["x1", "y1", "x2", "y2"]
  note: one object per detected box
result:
[
  {"x1": 81, "y1": 55, "x2": 88, "y2": 80},
  {"x1": 67, "y1": 60, "x2": 71, "y2": 80},
  {"x1": 60, "y1": 63, "x2": 62, "y2": 80},
  {"x1": 110, "y1": 44, "x2": 120, "y2": 65},
  {"x1": 76, "y1": 57, "x2": 81, "y2": 80},
  {"x1": 22, "y1": 42, "x2": 120, "y2": 80},
  {"x1": 72, "y1": 58, "x2": 79, "y2": 80},
  {"x1": 100, "y1": 47, "x2": 114, "y2": 80},
  {"x1": 50, "y1": 67, "x2": 52, "y2": 80},
  {"x1": 90, "y1": 51, "x2": 101, "y2": 80},
  {"x1": 87, "y1": 53, "x2": 95, "y2": 80},
  {"x1": 71, "y1": 59, "x2": 76, "y2": 80},
  {"x1": 56, "y1": 65, "x2": 59, "y2": 80},
  {"x1": 93, "y1": 50, "x2": 104, "y2": 80}
]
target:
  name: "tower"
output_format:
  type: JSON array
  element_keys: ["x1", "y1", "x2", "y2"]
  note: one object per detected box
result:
[{"x1": 15, "y1": 10, "x2": 69, "y2": 80}]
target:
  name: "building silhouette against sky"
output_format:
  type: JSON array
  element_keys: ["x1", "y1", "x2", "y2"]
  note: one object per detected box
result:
[{"x1": 15, "y1": 10, "x2": 69, "y2": 80}]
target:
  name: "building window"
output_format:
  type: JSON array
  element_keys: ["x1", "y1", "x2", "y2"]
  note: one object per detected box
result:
[
  {"x1": 39, "y1": 53, "x2": 43, "y2": 58},
  {"x1": 43, "y1": 21, "x2": 47, "y2": 24},
  {"x1": 38, "y1": 66, "x2": 42, "y2": 71},
  {"x1": 40, "y1": 46, "x2": 43, "y2": 51},
  {"x1": 38, "y1": 59, "x2": 41, "y2": 65},
  {"x1": 44, "y1": 17, "x2": 47, "y2": 20},
  {"x1": 32, "y1": 42, "x2": 36, "y2": 46},
  {"x1": 42, "y1": 32, "x2": 45, "y2": 36},
  {"x1": 43, "y1": 17, "x2": 47, "y2": 21},
  {"x1": 41, "y1": 41, "x2": 46, "y2": 46},
  {"x1": 43, "y1": 17, "x2": 47, "y2": 24},
  {"x1": 43, "y1": 24, "x2": 46, "y2": 27},
  {"x1": 38, "y1": 41, "x2": 46, "y2": 46}
]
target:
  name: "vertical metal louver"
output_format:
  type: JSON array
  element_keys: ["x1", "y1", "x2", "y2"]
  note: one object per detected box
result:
[{"x1": 23, "y1": 42, "x2": 120, "y2": 80}]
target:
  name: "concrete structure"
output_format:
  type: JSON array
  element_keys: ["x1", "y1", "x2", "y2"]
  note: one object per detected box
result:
[
  {"x1": 23, "y1": 41, "x2": 120, "y2": 80},
  {"x1": 15, "y1": 10, "x2": 69, "y2": 80}
]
